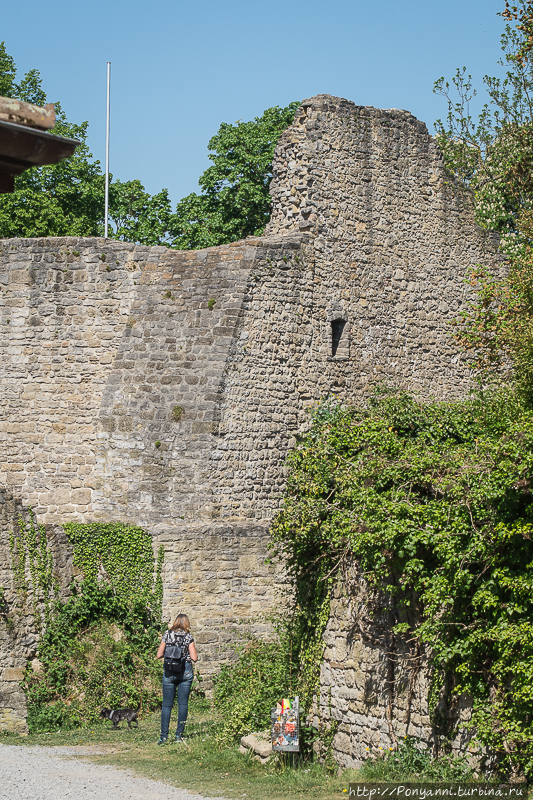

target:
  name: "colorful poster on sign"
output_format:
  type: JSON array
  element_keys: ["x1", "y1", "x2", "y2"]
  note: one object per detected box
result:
[{"x1": 271, "y1": 696, "x2": 300, "y2": 752}]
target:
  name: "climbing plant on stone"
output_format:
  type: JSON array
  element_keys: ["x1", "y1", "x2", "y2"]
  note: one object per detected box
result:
[
  {"x1": 9, "y1": 510, "x2": 59, "y2": 636},
  {"x1": 10, "y1": 518, "x2": 165, "y2": 732},
  {"x1": 63, "y1": 521, "x2": 164, "y2": 613},
  {"x1": 271, "y1": 388, "x2": 533, "y2": 780}
]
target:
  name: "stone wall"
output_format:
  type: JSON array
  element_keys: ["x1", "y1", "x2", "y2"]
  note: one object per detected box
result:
[
  {"x1": 0, "y1": 233, "x2": 293, "y2": 719},
  {"x1": 0, "y1": 94, "x2": 505, "y2": 735},
  {"x1": 0, "y1": 489, "x2": 31, "y2": 735},
  {"x1": 0, "y1": 491, "x2": 74, "y2": 734},
  {"x1": 316, "y1": 579, "x2": 475, "y2": 768},
  {"x1": 266, "y1": 95, "x2": 505, "y2": 400}
]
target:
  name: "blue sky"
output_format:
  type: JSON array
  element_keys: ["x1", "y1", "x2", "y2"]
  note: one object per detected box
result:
[{"x1": 3, "y1": 0, "x2": 504, "y2": 205}]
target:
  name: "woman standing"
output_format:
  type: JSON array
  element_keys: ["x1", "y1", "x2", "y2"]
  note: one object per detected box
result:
[{"x1": 156, "y1": 613, "x2": 198, "y2": 744}]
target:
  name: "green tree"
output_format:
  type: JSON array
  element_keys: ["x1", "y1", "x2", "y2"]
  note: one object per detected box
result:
[
  {"x1": 434, "y1": 2, "x2": 533, "y2": 397},
  {"x1": 0, "y1": 42, "x2": 298, "y2": 247},
  {"x1": 434, "y1": 2, "x2": 533, "y2": 254},
  {"x1": 0, "y1": 42, "x2": 45, "y2": 104},
  {"x1": 0, "y1": 42, "x2": 173, "y2": 244},
  {"x1": 109, "y1": 179, "x2": 175, "y2": 246},
  {"x1": 0, "y1": 42, "x2": 16, "y2": 98},
  {"x1": 171, "y1": 102, "x2": 300, "y2": 249},
  {"x1": 0, "y1": 115, "x2": 106, "y2": 239}
]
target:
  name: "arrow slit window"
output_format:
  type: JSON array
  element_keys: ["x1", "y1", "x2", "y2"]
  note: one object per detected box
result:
[{"x1": 331, "y1": 319, "x2": 346, "y2": 357}]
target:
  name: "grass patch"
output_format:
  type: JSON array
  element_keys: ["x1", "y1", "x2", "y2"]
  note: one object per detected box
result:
[{"x1": 359, "y1": 737, "x2": 473, "y2": 783}]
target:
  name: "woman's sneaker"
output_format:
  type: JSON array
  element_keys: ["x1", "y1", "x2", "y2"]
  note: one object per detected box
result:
[
  {"x1": 157, "y1": 737, "x2": 168, "y2": 746},
  {"x1": 175, "y1": 736, "x2": 186, "y2": 743}
]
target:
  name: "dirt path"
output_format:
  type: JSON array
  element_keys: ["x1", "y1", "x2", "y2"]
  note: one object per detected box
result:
[{"x1": 0, "y1": 743, "x2": 223, "y2": 800}]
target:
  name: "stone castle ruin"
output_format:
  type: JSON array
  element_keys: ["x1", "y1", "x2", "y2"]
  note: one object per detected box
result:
[{"x1": 0, "y1": 95, "x2": 503, "y2": 754}]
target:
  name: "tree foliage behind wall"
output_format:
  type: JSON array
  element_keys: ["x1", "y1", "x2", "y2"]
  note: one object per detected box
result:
[
  {"x1": 434, "y1": 2, "x2": 533, "y2": 397},
  {"x1": 0, "y1": 43, "x2": 176, "y2": 245},
  {"x1": 171, "y1": 103, "x2": 299, "y2": 249},
  {"x1": 0, "y1": 42, "x2": 298, "y2": 248}
]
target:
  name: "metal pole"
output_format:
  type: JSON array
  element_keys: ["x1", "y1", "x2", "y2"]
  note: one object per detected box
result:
[{"x1": 104, "y1": 61, "x2": 111, "y2": 239}]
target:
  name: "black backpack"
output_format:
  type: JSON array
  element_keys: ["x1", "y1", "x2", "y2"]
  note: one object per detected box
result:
[{"x1": 164, "y1": 635, "x2": 188, "y2": 674}]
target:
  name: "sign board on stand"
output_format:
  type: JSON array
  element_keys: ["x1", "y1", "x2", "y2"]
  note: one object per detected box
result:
[{"x1": 271, "y1": 696, "x2": 299, "y2": 752}]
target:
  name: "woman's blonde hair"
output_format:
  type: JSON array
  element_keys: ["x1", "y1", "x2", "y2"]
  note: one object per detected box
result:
[{"x1": 171, "y1": 613, "x2": 190, "y2": 633}]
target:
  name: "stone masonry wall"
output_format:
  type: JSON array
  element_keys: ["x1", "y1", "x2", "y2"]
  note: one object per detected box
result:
[
  {"x1": 316, "y1": 581, "x2": 474, "y2": 768},
  {"x1": 0, "y1": 490, "x2": 33, "y2": 735},
  {"x1": 0, "y1": 491, "x2": 74, "y2": 734},
  {"x1": 0, "y1": 94, "x2": 505, "y2": 735},
  {"x1": 266, "y1": 95, "x2": 505, "y2": 399},
  {"x1": 0, "y1": 234, "x2": 292, "y2": 723}
]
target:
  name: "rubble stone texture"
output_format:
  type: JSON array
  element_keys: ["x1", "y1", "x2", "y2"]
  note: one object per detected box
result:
[
  {"x1": 316, "y1": 579, "x2": 476, "y2": 768},
  {"x1": 0, "y1": 95, "x2": 504, "y2": 751}
]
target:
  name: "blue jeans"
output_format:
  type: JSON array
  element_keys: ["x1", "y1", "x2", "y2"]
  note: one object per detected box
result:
[{"x1": 160, "y1": 663, "x2": 194, "y2": 739}]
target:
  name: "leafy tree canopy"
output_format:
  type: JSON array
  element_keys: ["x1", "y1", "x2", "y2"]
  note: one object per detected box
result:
[
  {"x1": 434, "y1": 2, "x2": 533, "y2": 399},
  {"x1": 170, "y1": 102, "x2": 299, "y2": 249},
  {"x1": 0, "y1": 42, "x2": 175, "y2": 245},
  {"x1": 0, "y1": 42, "x2": 298, "y2": 248},
  {"x1": 434, "y1": 1, "x2": 533, "y2": 252}
]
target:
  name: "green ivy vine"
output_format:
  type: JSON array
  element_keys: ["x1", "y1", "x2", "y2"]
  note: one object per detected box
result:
[
  {"x1": 9, "y1": 510, "x2": 59, "y2": 634},
  {"x1": 9, "y1": 517, "x2": 165, "y2": 732},
  {"x1": 63, "y1": 521, "x2": 164, "y2": 614},
  {"x1": 270, "y1": 388, "x2": 533, "y2": 780}
]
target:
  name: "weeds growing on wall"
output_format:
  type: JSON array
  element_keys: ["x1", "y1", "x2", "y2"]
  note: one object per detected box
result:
[
  {"x1": 213, "y1": 615, "x2": 305, "y2": 746},
  {"x1": 11, "y1": 520, "x2": 165, "y2": 732},
  {"x1": 9, "y1": 510, "x2": 59, "y2": 635},
  {"x1": 63, "y1": 521, "x2": 163, "y2": 613},
  {"x1": 268, "y1": 388, "x2": 533, "y2": 780},
  {"x1": 212, "y1": 614, "x2": 338, "y2": 762}
]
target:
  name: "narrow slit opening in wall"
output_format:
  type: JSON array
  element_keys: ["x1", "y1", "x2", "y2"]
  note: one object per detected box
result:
[{"x1": 331, "y1": 319, "x2": 346, "y2": 357}]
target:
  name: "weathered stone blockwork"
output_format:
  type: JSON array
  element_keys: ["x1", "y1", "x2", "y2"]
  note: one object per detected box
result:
[
  {"x1": 266, "y1": 95, "x2": 505, "y2": 398},
  {"x1": 316, "y1": 582, "x2": 475, "y2": 768},
  {"x1": 316, "y1": 586, "x2": 429, "y2": 769},
  {"x1": 0, "y1": 492, "x2": 74, "y2": 734},
  {"x1": 0, "y1": 233, "x2": 294, "y2": 713},
  {"x1": 0, "y1": 94, "x2": 504, "y2": 737}
]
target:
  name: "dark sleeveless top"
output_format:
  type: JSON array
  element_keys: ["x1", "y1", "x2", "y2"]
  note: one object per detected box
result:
[{"x1": 162, "y1": 629, "x2": 194, "y2": 662}]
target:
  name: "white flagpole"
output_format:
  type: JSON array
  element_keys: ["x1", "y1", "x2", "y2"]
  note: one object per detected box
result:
[{"x1": 104, "y1": 61, "x2": 111, "y2": 239}]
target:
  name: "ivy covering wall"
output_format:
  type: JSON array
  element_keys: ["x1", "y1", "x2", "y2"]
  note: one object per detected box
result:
[
  {"x1": 267, "y1": 390, "x2": 533, "y2": 779},
  {"x1": 10, "y1": 517, "x2": 164, "y2": 732},
  {"x1": 9, "y1": 388, "x2": 533, "y2": 779}
]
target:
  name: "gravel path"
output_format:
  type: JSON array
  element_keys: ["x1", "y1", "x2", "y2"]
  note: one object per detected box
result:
[{"x1": 0, "y1": 744, "x2": 223, "y2": 800}]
